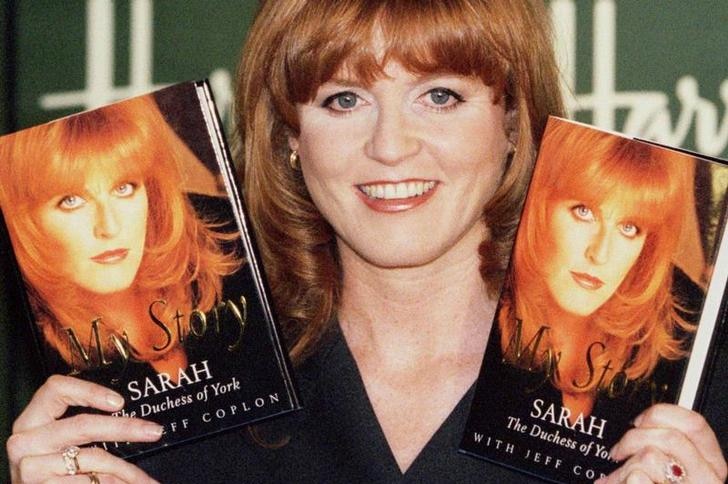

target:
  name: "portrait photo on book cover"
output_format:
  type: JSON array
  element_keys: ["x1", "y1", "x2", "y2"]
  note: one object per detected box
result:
[
  {"x1": 462, "y1": 116, "x2": 728, "y2": 481},
  {"x1": 497, "y1": 117, "x2": 710, "y2": 417},
  {"x1": 0, "y1": 89, "x2": 248, "y2": 384}
]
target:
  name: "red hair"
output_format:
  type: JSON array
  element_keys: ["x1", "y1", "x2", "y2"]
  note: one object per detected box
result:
[
  {"x1": 0, "y1": 95, "x2": 240, "y2": 366},
  {"x1": 499, "y1": 118, "x2": 695, "y2": 393}
]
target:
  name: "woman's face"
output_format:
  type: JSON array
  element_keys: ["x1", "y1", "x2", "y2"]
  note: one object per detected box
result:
[
  {"x1": 543, "y1": 196, "x2": 646, "y2": 317},
  {"x1": 291, "y1": 61, "x2": 510, "y2": 269},
  {"x1": 35, "y1": 167, "x2": 148, "y2": 294}
]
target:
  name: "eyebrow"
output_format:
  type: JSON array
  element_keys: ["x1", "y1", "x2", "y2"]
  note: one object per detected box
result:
[
  {"x1": 324, "y1": 78, "x2": 363, "y2": 89},
  {"x1": 325, "y1": 71, "x2": 473, "y2": 90}
]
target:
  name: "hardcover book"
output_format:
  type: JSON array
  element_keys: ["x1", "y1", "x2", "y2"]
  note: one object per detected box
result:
[
  {"x1": 0, "y1": 81, "x2": 301, "y2": 458},
  {"x1": 460, "y1": 117, "x2": 728, "y2": 483}
]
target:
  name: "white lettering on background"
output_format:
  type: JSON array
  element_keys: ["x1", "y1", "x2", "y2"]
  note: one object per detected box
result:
[
  {"x1": 552, "y1": 0, "x2": 728, "y2": 156},
  {"x1": 37, "y1": 0, "x2": 233, "y2": 122},
  {"x1": 35, "y1": 0, "x2": 727, "y2": 156}
]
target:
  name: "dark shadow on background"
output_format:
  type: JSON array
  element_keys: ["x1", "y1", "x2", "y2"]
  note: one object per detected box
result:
[{"x1": 1, "y1": 3, "x2": 44, "y2": 482}]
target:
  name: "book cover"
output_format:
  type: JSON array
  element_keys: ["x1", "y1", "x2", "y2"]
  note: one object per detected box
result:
[
  {"x1": 460, "y1": 116, "x2": 728, "y2": 483},
  {"x1": 0, "y1": 81, "x2": 301, "y2": 459}
]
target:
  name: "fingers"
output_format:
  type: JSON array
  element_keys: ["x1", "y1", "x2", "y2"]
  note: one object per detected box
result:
[
  {"x1": 614, "y1": 428, "x2": 719, "y2": 482},
  {"x1": 594, "y1": 404, "x2": 728, "y2": 484},
  {"x1": 631, "y1": 403, "x2": 726, "y2": 478},
  {"x1": 15, "y1": 446, "x2": 159, "y2": 484},
  {"x1": 8, "y1": 375, "x2": 163, "y2": 484},
  {"x1": 13, "y1": 375, "x2": 126, "y2": 433},
  {"x1": 8, "y1": 413, "x2": 163, "y2": 462},
  {"x1": 595, "y1": 446, "x2": 682, "y2": 484}
]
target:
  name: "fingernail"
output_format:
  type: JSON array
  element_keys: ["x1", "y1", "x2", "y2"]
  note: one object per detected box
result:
[
  {"x1": 143, "y1": 423, "x2": 164, "y2": 438},
  {"x1": 633, "y1": 413, "x2": 643, "y2": 426},
  {"x1": 594, "y1": 478, "x2": 605, "y2": 484},
  {"x1": 608, "y1": 445, "x2": 620, "y2": 461},
  {"x1": 106, "y1": 393, "x2": 124, "y2": 408}
]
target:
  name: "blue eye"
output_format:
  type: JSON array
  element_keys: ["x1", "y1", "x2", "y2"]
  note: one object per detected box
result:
[
  {"x1": 323, "y1": 91, "x2": 359, "y2": 111},
  {"x1": 58, "y1": 194, "x2": 86, "y2": 211},
  {"x1": 422, "y1": 87, "x2": 464, "y2": 110},
  {"x1": 572, "y1": 204, "x2": 594, "y2": 222},
  {"x1": 620, "y1": 222, "x2": 640, "y2": 239},
  {"x1": 429, "y1": 89, "x2": 453, "y2": 105},
  {"x1": 114, "y1": 182, "x2": 136, "y2": 197}
]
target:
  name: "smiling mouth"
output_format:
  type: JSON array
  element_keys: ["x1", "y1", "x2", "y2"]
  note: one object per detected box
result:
[
  {"x1": 570, "y1": 271, "x2": 604, "y2": 290},
  {"x1": 91, "y1": 248, "x2": 129, "y2": 264},
  {"x1": 358, "y1": 180, "x2": 437, "y2": 200}
]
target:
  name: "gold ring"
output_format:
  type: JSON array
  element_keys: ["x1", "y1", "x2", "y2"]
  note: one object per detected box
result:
[
  {"x1": 61, "y1": 445, "x2": 81, "y2": 475},
  {"x1": 88, "y1": 471, "x2": 101, "y2": 484}
]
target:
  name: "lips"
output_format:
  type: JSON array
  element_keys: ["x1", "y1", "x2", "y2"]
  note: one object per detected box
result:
[
  {"x1": 570, "y1": 271, "x2": 604, "y2": 290},
  {"x1": 356, "y1": 180, "x2": 438, "y2": 212},
  {"x1": 91, "y1": 248, "x2": 129, "y2": 264}
]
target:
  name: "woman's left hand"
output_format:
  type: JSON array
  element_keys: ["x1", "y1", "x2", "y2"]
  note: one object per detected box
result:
[{"x1": 595, "y1": 403, "x2": 726, "y2": 483}]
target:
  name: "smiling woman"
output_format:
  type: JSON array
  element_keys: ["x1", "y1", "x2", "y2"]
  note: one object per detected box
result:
[
  {"x1": 291, "y1": 63, "x2": 511, "y2": 271},
  {"x1": 0, "y1": 94, "x2": 240, "y2": 374}
]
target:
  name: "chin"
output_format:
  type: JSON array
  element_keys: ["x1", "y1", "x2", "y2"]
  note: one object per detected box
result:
[
  {"x1": 78, "y1": 278, "x2": 136, "y2": 296},
  {"x1": 556, "y1": 300, "x2": 605, "y2": 318},
  {"x1": 353, "y1": 242, "x2": 458, "y2": 270}
]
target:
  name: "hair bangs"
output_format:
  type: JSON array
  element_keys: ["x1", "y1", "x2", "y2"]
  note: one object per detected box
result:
[
  {"x1": 283, "y1": 0, "x2": 508, "y2": 109},
  {"x1": 23, "y1": 121, "x2": 152, "y2": 207},
  {"x1": 540, "y1": 131, "x2": 686, "y2": 234}
]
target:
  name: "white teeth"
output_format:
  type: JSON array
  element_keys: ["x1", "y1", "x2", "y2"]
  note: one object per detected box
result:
[
  {"x1": 359, "y1": 181, "x2": 436, "y2": 200},
  {"x1": 385, "y1": 184, "x2": 396, "y2": 199}
]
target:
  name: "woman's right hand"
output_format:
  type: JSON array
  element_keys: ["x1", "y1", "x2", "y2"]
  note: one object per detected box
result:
[{"x1": 7, "y1": 375, "x2": 162, "y2": 483}]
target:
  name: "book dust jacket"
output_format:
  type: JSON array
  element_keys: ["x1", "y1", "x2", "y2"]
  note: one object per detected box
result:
[
  {"x1": 0, "y1": 81, "x2": 300, "y2": 459},
  {"x1": 460, "y1": 117, "x2": 728, "y2": 482}
]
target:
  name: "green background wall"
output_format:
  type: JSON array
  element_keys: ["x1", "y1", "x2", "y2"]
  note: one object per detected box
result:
[{"x1": 1, "y1": 0, "x2": 727, "y2": 479}]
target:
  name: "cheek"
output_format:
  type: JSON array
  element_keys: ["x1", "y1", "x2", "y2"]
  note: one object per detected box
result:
[
  {"x1": 447, "y1": 126, "x2": 505, "y2": 170},
  {"x1": 612, "y1": 240, "x2": 645, "y2": 280},
  {"x1": 298, "y1": 130, "x2": 354, "y2": 179},
  {"x1": 298, "y1": 141, "x2": 354, "y2": 214},
  {"x1": 548, "y1": 217, "x2": 579, "y2": 264},
  {"x1": 39, "y1": 216, "x2": 83, "y2": 256},
  {"x1": 124, "y1": 191, "x2": 149, "y2": 238},
  {"x1": 132, "y1": 202, "x2": 149, "y2": 237},
  {"x1": 43, "y1": 225, "x2": 86, "y2": 276}
]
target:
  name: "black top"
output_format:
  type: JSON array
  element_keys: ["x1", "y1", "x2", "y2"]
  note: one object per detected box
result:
[{"x1": 138, "y1": 325, "x2": 535, "y2": 483}]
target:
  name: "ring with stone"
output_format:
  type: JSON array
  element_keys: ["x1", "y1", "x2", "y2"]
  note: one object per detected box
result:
[
  {"x1": 61, "y1": 445, "x2": 81, "y2": 475},
  {"x1": 663, "y1": 457, "x2": 686, "y2": 483}
]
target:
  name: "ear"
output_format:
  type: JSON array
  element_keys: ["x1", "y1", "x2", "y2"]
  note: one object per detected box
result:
[{"x1": 288, "y1": 136, "x2": 300, "y2": 152}]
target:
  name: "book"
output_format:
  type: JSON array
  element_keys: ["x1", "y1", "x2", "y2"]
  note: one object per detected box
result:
[
  {"x1": 459, "y1": 116, "x2": 728, "y2": 483},
  {"x1": 0, "y1": 81, "x2": 301, "y2": 459}
]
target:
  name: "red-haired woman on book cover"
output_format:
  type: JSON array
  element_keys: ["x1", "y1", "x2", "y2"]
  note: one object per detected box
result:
[
  {"x1": 0, "y1": 95, "x2": 240, "y2": 379},
  {"x1": 498, "y1": 119, "x2": 697, "y2": 419}
]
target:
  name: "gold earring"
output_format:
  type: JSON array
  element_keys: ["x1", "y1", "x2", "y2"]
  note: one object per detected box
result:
[{"x1": 289, "y1": 150, "x2": 300, "y2": 170}]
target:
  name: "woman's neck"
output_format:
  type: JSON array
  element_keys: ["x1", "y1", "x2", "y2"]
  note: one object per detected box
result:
[
  {"x1": 542, "y1": 302, "x2": 599, "y2": 354},
  {"x1": 338, "y1": 238, "x2": 497, "y2": 367},
  {"x1": 336, "y1": 230, "x2": 498, "y2": 472}
]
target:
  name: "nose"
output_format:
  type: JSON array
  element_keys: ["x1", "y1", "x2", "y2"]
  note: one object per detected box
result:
[
  {"x1": 364, "y1": 105, "x2": 421, "y2": 165},
  {"x1": 94, "y1": 201, "x2": 121, "y2": 239},
  {"x1": 585, "y1": 227, "x2": 610, "y2": 265}
]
